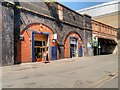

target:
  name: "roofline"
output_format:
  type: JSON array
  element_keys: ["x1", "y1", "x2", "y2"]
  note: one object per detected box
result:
[
  {"x1": 77, "y1": 0, "x2": 120, "y2": 12},
  {"x1": 92, "y1": 19, "x2": 117, "y2": 30},
  {"x1": 1, "y1": 0, "x2": 84, "y2": 17},
  {"x1": 93, "y1": 11, "x2": 119, "y2": 19},
  {"x1": 55, "y1": 2, "x2": 83, "y2": 17}
]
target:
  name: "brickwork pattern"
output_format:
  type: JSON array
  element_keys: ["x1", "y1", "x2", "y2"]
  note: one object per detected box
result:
[{"x1": 1, "y1": 2, "x2": 93, "y2": 66}]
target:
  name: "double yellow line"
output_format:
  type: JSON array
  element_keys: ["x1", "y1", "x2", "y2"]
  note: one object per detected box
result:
[{"x1": 87, "y1": 70, "x2": 118, "y2": 88}]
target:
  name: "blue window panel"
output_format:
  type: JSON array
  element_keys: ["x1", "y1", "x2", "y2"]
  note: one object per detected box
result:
[
  {"x1": 32, "y1": 32, "x2": 35, "y2": 62},
  {"x1": 70, "y1": 47, "x2": 72, "y2": 58},
  {"x1": 79, "y1": 46, "x2": 83, "y2": 57},
  {"x1": 51, "y1": 46, "x2": 57, "y2": 60}
]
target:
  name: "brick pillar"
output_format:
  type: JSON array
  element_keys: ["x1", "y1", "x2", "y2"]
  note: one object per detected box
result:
[
  {"x1": 2, "y1": 2, "x2": 14, "y2": 66},
  {"x1": 118, "y1": 28, "x2": 120, "y2": 40},
  {"x1": 83, "y1": 14, "x2": 93, "y2": 56},
  {"x1": 58, "y1": 45, "x2": 64, "y2": 59}
]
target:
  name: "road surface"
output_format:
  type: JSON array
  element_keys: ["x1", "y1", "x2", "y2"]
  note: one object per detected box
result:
[{"x1": 1, "y1": 54, "x2": 118, "y2": 88}]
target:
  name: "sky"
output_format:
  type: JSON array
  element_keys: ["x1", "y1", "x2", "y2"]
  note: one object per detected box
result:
[{"x1": 60, "y1": 2, "x2": 104, "y2": 11}]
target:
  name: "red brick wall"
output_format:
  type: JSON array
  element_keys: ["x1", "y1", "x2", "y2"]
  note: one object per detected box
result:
[
  {"x1": 21, "y1": 31, "x2": 31, "y2": 62},
  {"x1": 92, "y1": 20, "x2": 117, "y2": 39},
  {"x1": 17, "y1": 23, "x2": 56, "y2": 63},
  {"x1": 64, "y1": 32, "x2": 82, "y2": 58}
]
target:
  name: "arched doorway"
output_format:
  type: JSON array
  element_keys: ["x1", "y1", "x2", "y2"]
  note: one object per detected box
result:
[
  {"x1": 64, "y1": 32, "x2": 83, "y2": 58},
  {"x1": 16, "y1": 23, "x2": 58, "y2": 63},
  {"x1": 32, "y1": 32, "x2": 49, "y2": 62}
]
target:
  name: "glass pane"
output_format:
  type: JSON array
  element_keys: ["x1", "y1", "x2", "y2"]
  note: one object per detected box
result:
[
  {"x1": 37, "y1": 48, "x2": 40, "y2": 53},
  {"x1": 40, "y1": 48, "x2": 42, "y2": 53},
  {"x1": 41, "y1": 48, "x2": 45, "y2": 53},
  {"x1": 35, "y1": 41, "x2": 42, "y2": 46},
  {"x1": 43, "y1": 41, "x2": 45, "y2": 46}
]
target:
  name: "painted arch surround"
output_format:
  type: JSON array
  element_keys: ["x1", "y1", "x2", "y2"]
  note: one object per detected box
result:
[
  {"x1": 16, "y1": 23, "x2": 55, "y2": 63},
  {"x1": 64, "y1": 32, "x2": 83, "y2": 58}
]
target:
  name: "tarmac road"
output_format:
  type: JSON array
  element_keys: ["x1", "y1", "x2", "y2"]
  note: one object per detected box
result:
[
  {"x1": 1, "y1": 54, "x2": 118, "y2": 88},
  {"x1": 98, "y1": 76, "x2": 118, "y2": 88}
]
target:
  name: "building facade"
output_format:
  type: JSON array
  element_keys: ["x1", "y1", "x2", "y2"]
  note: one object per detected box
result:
[
  {"x1": 1, "y1": 1, "x2": 118, "y2": 66},
  {"x1": 77, "y1": 0, "x2": 120, "y2": 39},
  {"x1": 1, "y1": 1, "x2": 93, "y2": 66},
  {"x1": 92, "y1": 20, "x2": 117, "y2": 55},
  {"x1": 77, "y1": 0, "x2": 119, "y2": 28},
  {"x1": 77, "y1": 1, "x2": 118, "y2": 55}
]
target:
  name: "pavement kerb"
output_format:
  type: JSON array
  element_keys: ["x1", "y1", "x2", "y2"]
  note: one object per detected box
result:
[{"x1": 1, "y1": 54, "x2": 117, "y2": 68}]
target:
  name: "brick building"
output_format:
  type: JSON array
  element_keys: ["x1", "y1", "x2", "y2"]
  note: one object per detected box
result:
[
  {"x1": 92, "y1": 20, "x2": 117, "y2": 55},
  {"x1": 77, "y1": 0, "x2": 119, "y2": 29},
  {"x1": 1, "y1": 1, "x2": 93, "y2": 66},
  {"x1": 77, "y1": 1, "x2": 118, "y2": 55}
]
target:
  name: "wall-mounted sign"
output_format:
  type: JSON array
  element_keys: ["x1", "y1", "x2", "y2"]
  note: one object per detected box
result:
[
  {"x1": 53, "y1": 34, "x2": 57, "y2": 39},
  {"x1": 19, "y1": 35, "x2": 24, "y2": 41},
  {"x1": 70, "y1": 38, "x2": 77, "y2": 45},
  {"x1": 92, "y1": 36, "x2": 98, "y2": 47},
  {"x1": 87, "y1": 42, "x2": 91, "y2": 48}
]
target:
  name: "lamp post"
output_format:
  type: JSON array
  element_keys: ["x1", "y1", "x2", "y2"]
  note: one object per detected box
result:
[{"x1": 98, "y1": 42, "x2": 101, "y2": 55}]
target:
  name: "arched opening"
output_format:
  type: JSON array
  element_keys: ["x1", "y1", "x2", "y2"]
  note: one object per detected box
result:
[
  {"x1": 64, "y1": 32, "x2": 83, "y2": 58},
  {"x1": 16, "y1": 23, "x2": 58, "y2": 63},
  {"x1": 93, "y1": 37, "x2": 117, "y2": 56},
  {"x1": 32, "y1": 32, "x2": 50, "y2": 62}
]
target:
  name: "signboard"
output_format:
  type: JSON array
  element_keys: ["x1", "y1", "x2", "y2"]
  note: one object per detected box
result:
[
  {"x1": 19, "y1": 35, "x2": 24, "y2": 41},
  {"x1": 87, "y1": 42, "x2": 91, "y2": 48},
  {"x1": 92, "y1": 36, "x2": 98, "y2": 47},
  {"x1": 53, "y1": 34, "x2": 57, "y2": 39},
  {"x1": 70, "y1": 39, "x2": 77, "y2": 45}
]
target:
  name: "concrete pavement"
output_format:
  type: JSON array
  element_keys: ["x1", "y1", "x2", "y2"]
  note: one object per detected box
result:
[{"x1": 2, "y1": 54, "x2": 118, "y2": 88}]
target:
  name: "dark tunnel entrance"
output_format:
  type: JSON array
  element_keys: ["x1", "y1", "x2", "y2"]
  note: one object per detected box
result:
[{"x1": 93, "y1": 38, "x2": 117, "y2": 56}]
